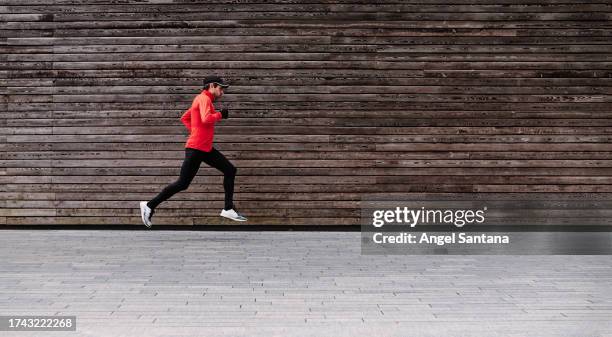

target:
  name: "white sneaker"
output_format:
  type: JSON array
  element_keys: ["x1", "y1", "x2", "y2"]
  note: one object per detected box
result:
[
  {"x1": 220, "y1": 209, "x2": 247, "y2": 222},
  {"x1": 139, "y1": 201, "x2": 153, "y2": 228}
]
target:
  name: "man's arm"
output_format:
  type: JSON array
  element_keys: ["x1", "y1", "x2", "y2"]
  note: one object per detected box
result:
[
  {"x1": 199, "y1": 96, "x2": 222, "y2": 124},
  {"x1": 180, "y1": 108, "x2": 192, "y2": 131}
]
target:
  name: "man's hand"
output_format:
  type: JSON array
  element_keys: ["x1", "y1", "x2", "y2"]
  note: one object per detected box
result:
[{"x1": 221, "y1": 108, "x2": 229, "y2": 119}]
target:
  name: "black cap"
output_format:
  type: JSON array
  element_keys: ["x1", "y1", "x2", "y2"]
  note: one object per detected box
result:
[{"x1": 202, "y1": 75, "x2": 229, "y2": 88}]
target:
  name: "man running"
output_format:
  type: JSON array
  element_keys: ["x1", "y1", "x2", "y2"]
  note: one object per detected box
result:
[{"x1": 139, "y1": 75, "x2": 247, "y2": 227}]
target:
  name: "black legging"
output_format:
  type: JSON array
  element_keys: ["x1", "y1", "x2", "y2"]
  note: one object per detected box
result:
[{"x1": 147, "y1": 147, "x2": 236, "y2": 211}]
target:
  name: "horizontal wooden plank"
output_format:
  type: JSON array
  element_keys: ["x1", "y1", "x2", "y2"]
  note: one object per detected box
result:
[
  {"x1": 8, "y1": 35, "x2": 612, "y2": 47},
  {"x1": 2, "y1": 175, "x2": 379, "y2": 184},
  {"x1": 7, "y1": 83, "x2": 611, "y2": 95},
  {"x1": 4, "y1": 134, "x2": 328, "y2": 142},
  {"x1": 3, "y1": 141, "x2": 612, "y2": 153},
  {"x1": 3, "y1": 216, "x2": 193, "y2": 225},
  {"x1": 0, "y1": 159, "x2": 374, "y2": 168},
  {"x1": 46, "y1": 210, "x2": 612, "y2": 221},
  {"x1": 6, "y1": 36, "x2": 331, "y2": 46},
  {"x1": 0, "y1": 14, "x2": 47, "y2": 21},
  {"x1": 0, "y1": 192, "x2": 56, "y2": 200},
  {"x1": 5, "y1": 133, "x2": 612, "y2": 144},
  {"x1": 3, "y1": 116, "x2": 611, "y2": 128},
  {"x1": 17, "y1": 108, "x2": 612, "y2": 119},
  {"x1": 32, "y1": 29, "x2": 612, "y2": 39},
  {"x1": 0, "y1": 142, "x2": 376, "y2": 152},
  {"x1": 2, "y1": 0, "x2": 607, "y2": 6},
  {"x1": 3, "y1": 216, "x2": 356, "y2": 226},
  {"x1": 3, "y1": 215, "x2": 607, "y2": 226},
  {"x1": 42, "y1": 13, "x2": 612, "y2": 23},
  {"x1": 7, "y1": 186, "x2": 612, "y2": 203},
  {"x1": 5, "y1": 4, "x2": 612, "y2": 14},
  {"x1": 9, "y1": 205, "x2": 612, "y2": 217},
  {"x1": 6, "y1": 166, "x2": 612, "y2": 177},
  {"x1": 10, "y1": 68, "x2": 611, "y2": 80},
  {"x1": 7, "y1": 60, "x2": 612, "y2": 72},
  {"x1": 8, "y1": 69, "x2": 424, "y2": 79},
  {"x1": 5, "y1": 165, "x2": 612, "y2": 181},
  {"x1": 5, "y1": 183, "x2": 612, "y2": 194},
  {"x1": 6, "y1": 199, "x2": 360, "y2": 209},
  {"x1": 7, "y1": 102, "x2": 612, "y2": 113},
  {"x1": 3, "y1": 183, "x2": 370, "y2": 193},
  {"x1": 11, "y1": 206, "x2": 612, "y2": 219},
  {"x1": 1, "y1": 142, "x2": 376, "y2": 152},
  {"x1": 4, "y1": 158, "x2": 612, "y2": 168},
  {"x1": 6, "y1": 208, "x2": 357, "y2": 219},
  {"x1": 375, "y1": 143, "x2": 612, "y2": 151},
  {"x1": 5, "y1": 24, "x2": 612, "y2": 38},
  {"x1": 11, "y1": 208, "x2": 612, "y2": 220},
  {"x1": 5, "y1": 17, "x2": 611, "y2": 29},
  {"x1": 16, "y1": 76, "x2": 612, "y2": 87},
  {"x1": 43, "y1": 126, "x2": 612, "y2": 135},
  {"x1": 23, "y1": 93, "x2": 612, "y2": 104},
  {"x1": 6, "y1": 150, "x2": 612, "y2": 161},
  {"x1": 41, "y1": 44, "x2": 612, "y2": 55},
  {"x1": 0, "y1": 209, "x2": 57, "y2": 216},
  {"x1": 6, "y1": 125, "x2": 612, "y2": 135}
]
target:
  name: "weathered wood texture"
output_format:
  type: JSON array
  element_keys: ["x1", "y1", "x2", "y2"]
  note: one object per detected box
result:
[{"x1": 1, "y1": 1, "x2": 611, "y2": 226}]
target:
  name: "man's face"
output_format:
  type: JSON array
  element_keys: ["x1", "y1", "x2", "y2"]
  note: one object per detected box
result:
[{"x1": 210, "y1": 84, "x2": 224, "y2": 99}]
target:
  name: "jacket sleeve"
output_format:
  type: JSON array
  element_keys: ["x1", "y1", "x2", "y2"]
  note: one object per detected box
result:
[
  {"x1": 180, "y1": 108, "x2": 192, "y2": 131},
  {"x1": 199, "y1": 95, "x2": 222, "y2": 124}
]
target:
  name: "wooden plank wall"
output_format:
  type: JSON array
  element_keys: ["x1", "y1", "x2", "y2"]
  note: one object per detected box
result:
[{"x1": 1, "y1": 1, "x2": 611, "y2": 226}]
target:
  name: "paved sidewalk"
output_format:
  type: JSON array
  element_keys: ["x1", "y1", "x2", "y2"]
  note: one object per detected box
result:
[{"x1": 0, "y1": 230, "x2": 611, "y2": 337}]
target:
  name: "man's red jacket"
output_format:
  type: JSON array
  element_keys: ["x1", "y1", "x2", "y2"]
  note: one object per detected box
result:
[{"x1": 180, "y1": 90, "x2": 222, "y2": 152}]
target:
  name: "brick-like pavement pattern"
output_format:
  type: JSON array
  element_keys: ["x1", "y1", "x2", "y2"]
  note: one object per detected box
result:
[{"x1": 0, "y1": 230, "x2": 610, "y2": 337}]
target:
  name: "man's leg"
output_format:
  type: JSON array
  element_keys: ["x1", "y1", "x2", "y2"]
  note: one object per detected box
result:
[
  {"x1": 200, "y1": 148, "x2": 236, "y2": 210},
  {"x1": 145, "y1": 148, "x2": 202, "y2": 216},
  {"x1": 201, "y1": 148, "x2": 246, "y2": 221}
]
